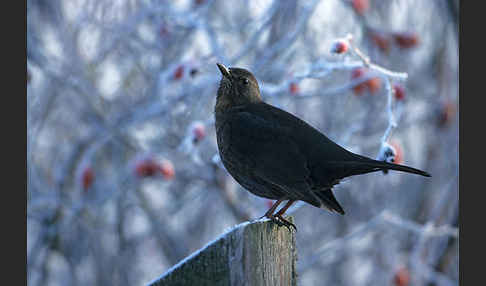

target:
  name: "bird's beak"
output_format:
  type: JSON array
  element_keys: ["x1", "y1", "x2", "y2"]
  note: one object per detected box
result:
[{"x1": 216, "y1": 63, "x2": 231, "y2": 78}]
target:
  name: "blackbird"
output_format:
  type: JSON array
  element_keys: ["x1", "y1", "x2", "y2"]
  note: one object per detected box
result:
[{"x1": 214, "y1": 63, "x2": 430, "y2": 229}]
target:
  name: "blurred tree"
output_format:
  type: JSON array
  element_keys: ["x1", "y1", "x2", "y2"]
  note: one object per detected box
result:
[{"x1": 27, "y1": 0, "x2": 458, "y2": 285}]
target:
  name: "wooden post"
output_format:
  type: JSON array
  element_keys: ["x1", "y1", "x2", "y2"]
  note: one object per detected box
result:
[{"x1": 148, "y1": 217, "x2": 297, "y2": 286}]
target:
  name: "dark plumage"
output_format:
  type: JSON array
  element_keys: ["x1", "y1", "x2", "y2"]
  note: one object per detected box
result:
[{"x1": 214, "y1": 63, "x2": 430, "y2": 229}]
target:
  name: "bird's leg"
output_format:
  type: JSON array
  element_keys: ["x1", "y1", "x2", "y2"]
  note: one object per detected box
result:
[
  {"x1": 275, "y1": 199, "x2": 295, "y2": 217},
  {"x1": 260, "y1": 199, "x2": 284, "y2": 219},
  {"x1": 274, "y1": 200, "x2": 297, "y2": 231},
  {"x1": 260, "y1": 199, "x2": 297, "y2": 231}
]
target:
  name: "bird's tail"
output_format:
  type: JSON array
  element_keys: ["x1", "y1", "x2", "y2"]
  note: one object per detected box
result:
[
  {"x1": 331, "y1": 158, "x2": 431, "y2": 178},
  {"x1": 375, "y1": 160, "x2": 431, "y2": 177},
  {"x1": 316, "y1": 189, "x2": 346, "y2": 215}
]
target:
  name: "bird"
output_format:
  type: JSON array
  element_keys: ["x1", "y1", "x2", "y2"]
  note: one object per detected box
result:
[{"x1": 214, "y1": 63, "x2": 430, "y2": 230}]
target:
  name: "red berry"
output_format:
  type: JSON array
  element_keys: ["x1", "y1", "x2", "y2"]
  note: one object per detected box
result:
[
  {"x1": 289, "y1": 82, "x2": 300, "y2": 95},
  {"x1": 389, "y1": 141, "x2": 403, "y2": 165},
  {"x1": 366, "y1": 77, "x2": 381, "y2": 94},
  {"x1": 351, "y1": 68, "x2": 381, "y2": 95},
  {"x1": 331, "y1": 41, "x2": 348, "y2": 54},
  {"x1": 351, "y1": 68, "x2": 367, "y2": 95},
  {"x1": 369, "y1": 31, "x2": 391, "y2": 53},
  {"x1": 352, "y1": 0, "x2": 369, "y2": 15},
  {"x1": 193, "y1": 122, "x2": 206, "y2": 143},
  {"x1": 81, "y1": 167, "x2": 94, "y2": 190},
  {"x1": 173, "y1": 65, "x2": 184, "y2": 80},
  {"x1": 393, "y1": 267, "x2": 410, "y2": 286},
  {"x1": 135, "y1": 158, "x2": 160, "y2": 178},
  {"x1": 351, "y1": 68, "x2": 365, "y2": 78},
  {"x1": 393, "y1": 32, "x2": 419, "y2": 49},
  {"x1": 393, "y1": 84, "x2": 405, "y2": 101},
  {"x1": 160, "y1": 160, "x2": 175, "y2": 180},
  {"x1": 437, "y1": 101, "x2": 456, "y2": 127}
]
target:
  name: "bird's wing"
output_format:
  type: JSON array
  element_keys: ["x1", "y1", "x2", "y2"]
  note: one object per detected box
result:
[
  {"x1": 226, "y1": 110, "x2": 320, "y2": 204},
  {"x1": 257, "y1": 103, "x2": 428, "y2": 183}
]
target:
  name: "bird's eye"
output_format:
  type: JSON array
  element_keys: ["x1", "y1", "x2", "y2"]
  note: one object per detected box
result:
[{"x1": 242, "y1": 78, "x2": 249, "y2": 85}]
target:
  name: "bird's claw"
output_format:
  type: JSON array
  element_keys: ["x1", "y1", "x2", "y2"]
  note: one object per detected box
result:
[{"x1": 271, "y1": 215, "x2": 297, "y2": 232}]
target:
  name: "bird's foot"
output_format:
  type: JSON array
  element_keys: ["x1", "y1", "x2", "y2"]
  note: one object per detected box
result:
[{"x1": 271, "y1": 215, "x2": 297, "y2": 232}]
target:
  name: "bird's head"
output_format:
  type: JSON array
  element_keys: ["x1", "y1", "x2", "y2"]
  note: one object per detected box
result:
[{"x1": 215, "y1": 63, "x2": 262, "y2": 112}]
